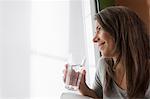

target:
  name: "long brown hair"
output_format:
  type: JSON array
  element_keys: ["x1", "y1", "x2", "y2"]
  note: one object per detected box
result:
[{"x1": 95, "y1": 6, "x2": 150, "y2": 98}]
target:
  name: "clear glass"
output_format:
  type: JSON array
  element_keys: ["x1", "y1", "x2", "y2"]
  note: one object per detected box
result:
[{"x1": 65, "y1": 64, "x2": 83, "y2": 91}]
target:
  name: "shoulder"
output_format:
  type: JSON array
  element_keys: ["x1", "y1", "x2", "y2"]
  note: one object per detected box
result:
[
  {"x1": 97, "y1": 57, "x2": 108, "y2": 69},
  {"x1": 95, "y1": 57, "x2": 109, "y2": 85},
  {"x1": 145, "y1": 59, "x2": 150, "y2": 97},
  {"x1": 96, "y1": 57, "x2": 110, "y2": 72},
  {"x1": 145, "y1": 82, "x2": 150, "y2": 98}
]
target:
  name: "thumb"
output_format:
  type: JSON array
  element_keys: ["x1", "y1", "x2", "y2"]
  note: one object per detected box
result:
[{"x1": 81, "y1": 70, "x2": 86, "y2": 83}]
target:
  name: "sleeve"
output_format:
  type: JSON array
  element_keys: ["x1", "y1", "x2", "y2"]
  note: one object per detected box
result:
[
  {"x1": 92, "y1": 57, "x2": 106, "y2": 98},
  {"x1": 145, "y1": 83, "x2": 150, "y2": 98},
  {"x1": 93, "y1": 69, "x2": 103, "y2": 98}
]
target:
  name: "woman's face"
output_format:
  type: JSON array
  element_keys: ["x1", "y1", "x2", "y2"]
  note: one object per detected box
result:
[{"x1": 93, "y1": 20, "x2": 116, "y2": 58}]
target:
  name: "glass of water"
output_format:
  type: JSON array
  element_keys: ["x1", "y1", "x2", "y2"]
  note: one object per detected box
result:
[{"x1": 65, "y1": 55, "x2": 86, "y2": 91}]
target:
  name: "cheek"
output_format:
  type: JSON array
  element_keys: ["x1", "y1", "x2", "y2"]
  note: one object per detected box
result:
[
  {"x1": 99, "y1": 31, "x2": 116, "y2": 50},
  {"x1": 101, "y1": 33, "x2": 116, "y2": 56},
  {"x1": 108, "y1": 39, "x2": 115, "y2": 49},
  {"x1": 101, "y1": 40, "x2": 116, "y2": 57},
  {"x1": 102, "y1": 33, "x2": 115, "y2": 47}
]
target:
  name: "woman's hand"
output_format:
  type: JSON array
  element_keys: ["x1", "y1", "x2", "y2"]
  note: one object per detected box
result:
[
  {"x1": 63, "y1": 64, "x2": 99, "y2": 98},
  {"x1": 78, "y1": 70, "x2": 90, "y2": 95},
  {"x1": 63, "y1": 64, "x2": 68, "y2": 83},
  {"x1": 79, "y1": 70, "x2": 100, "y2": 98}
]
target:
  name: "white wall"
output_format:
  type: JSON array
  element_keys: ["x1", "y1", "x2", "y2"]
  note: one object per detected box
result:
[{"x1": 0, "y1": 1, "x2": 31, "y2": 98}]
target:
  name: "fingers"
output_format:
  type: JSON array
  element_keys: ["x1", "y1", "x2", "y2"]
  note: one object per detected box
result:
[
  {"x1": 80, "y1": 69, "x2": 86, "y2": 84},
  {"x1": 82, "y1": 69, "x2": 86, "y2": 80},
  {"x1": 78, "y1": 70, "x2": 90, "y2": 95},
  {"x1": 63, "y1": 64, "x2": 68, "y2": 83}
]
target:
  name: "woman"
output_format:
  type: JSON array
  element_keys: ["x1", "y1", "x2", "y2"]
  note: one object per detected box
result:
[{"x1": 78, "y1": 6, "x2": 150, "y2": 98}]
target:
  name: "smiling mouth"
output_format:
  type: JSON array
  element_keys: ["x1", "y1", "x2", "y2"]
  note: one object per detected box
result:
[{"x1": 98, "y1": 42, "x2": 105, "y2": 49}]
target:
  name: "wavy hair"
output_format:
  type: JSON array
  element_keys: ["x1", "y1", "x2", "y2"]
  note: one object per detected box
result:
[{"x1": 95, "y1": 6, "x2": 150, "y2": 98}]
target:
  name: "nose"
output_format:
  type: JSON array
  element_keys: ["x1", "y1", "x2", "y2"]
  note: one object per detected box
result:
[{"x1": 93, "y1": 33, "x2": 100, "y2": 43}]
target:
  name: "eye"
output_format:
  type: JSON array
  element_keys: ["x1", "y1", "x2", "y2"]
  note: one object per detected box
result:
[
  {"x1": 96, "y1": 26, "x2": 101, "y2": 32},
  {"x1": 98, "y1": 27, "x2": 101, "y2": 31}
]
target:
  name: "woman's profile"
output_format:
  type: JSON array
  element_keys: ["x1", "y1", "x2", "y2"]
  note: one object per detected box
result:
[
  {"x1": 79, "y1": 6, "x2": 150, "y2": 99},
  {"x1": 64, "y1": 6, "x2": 150, "y2": 99}
]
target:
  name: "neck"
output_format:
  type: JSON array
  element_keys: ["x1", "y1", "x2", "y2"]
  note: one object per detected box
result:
[
  {"x1": 114, "y1": 60, "x2": 124, "y2": 71},
  {"x1": 113, "y1": 57, "x2": 127, "y2": 90}
]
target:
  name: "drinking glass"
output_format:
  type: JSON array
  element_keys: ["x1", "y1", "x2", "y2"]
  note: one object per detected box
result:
[{"x1": 65, "y1": 55, "x2": 86, "y2": 91}]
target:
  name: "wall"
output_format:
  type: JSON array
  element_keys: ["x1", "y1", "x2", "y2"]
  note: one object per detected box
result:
[
  {"x1": 116, "y1": 0, "x2": 150, "y2": 33},
  {"x1": 0, "y1": 1, "x2": 31, "y2": 98}
]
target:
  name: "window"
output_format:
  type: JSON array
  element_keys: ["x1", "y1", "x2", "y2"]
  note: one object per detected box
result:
[
  {"x1": 30, "y1": 0, "x2": 69, "y2": 98},
  {"x1": 0, "y1": 0, "x2": 97, "y2": 98},
  {"x1": 30, "y1": 0, "x2": 97, "y2": 98}
]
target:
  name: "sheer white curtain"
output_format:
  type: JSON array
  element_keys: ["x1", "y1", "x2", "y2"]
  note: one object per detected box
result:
[{"x1": 82, "y1": 0, "x2": 97, "y2": 87}]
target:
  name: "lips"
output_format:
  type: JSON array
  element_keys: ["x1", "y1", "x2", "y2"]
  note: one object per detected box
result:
[{"x1": 98, "y1": 42, "x2": 105, "y2": 50}]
